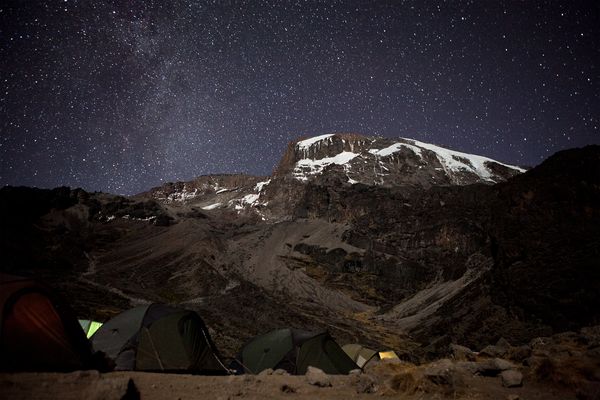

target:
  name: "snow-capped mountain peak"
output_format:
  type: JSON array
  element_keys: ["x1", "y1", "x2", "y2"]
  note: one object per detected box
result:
[{"x1": 276, "y1": 133, "x2": 525, "y2": 186}]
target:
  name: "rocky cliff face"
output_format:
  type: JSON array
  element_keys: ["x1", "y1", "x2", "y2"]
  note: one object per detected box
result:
[
  {"x1": 1, "y1": 137, "x2": 598, "y2": 361},
  {"x1": 293, "y1": 145, "x2": 600, "y2": 353}
]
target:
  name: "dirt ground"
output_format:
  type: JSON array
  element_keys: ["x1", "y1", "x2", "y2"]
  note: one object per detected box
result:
[{"x1": 0, "y1": 369, "x2": 578, "y2": 400}]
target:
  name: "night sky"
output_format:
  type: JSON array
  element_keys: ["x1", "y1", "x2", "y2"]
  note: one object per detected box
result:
[{"x1": 1, "y1": 1, "x2": 598, "y2": 195}]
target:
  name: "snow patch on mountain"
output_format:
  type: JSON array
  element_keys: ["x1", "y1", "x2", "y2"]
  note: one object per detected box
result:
[
  {"x1": 228, "y1": 192, "x2": 268, "y2": 212},
  {"x1": 296, "y1": 134, "x2": 334, "y2": 150},
  {"x1": 242, "y1": 193, "x2": 260, "y2": 205},
  {"x1": 201, "y1": 203, "x2": 222, "y2": 210},
  {"x1": 158, "y1": 187, "x2": 200, "y2": 202},
  {"x1": 255, "y1": 179, "x2": 271, "y2": 192},
  {"x1": 369, "y1": 142, "x2": 423, "y2": 157},
  {"x1": 293, "y1": 151, "x2": 359, "y2": 181},
  {"x1": 122, "y1": 214, "x2": 157, "y2": 222},
  {"x1": 403, "y1": 138, "x2": 526, "y2": 181}
]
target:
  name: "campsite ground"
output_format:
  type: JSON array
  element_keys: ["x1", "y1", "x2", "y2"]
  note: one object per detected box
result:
[{"x1": 0, "y1": 368, "x2": 579, "y2": 400}]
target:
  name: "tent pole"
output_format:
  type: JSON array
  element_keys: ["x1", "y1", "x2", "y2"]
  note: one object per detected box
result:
[
  {"x1": 145, "y1": 327, "x2": 165, "y2": 371},
  {"x1": 200, "y1": 327, "x2": 233, "y2": 374}
]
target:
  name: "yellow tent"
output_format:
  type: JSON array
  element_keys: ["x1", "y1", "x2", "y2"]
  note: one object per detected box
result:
[
  {"x1": 78, "y1": 319, "x2": 103, "y2": 338},
  {"x1": 378, "y1": 350, "x2": 400, "y2": 361}
]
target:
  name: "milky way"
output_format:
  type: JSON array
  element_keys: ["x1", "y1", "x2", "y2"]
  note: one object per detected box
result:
[{"x1": 1, "y1": 1, "x2": 598, "y2": 194}]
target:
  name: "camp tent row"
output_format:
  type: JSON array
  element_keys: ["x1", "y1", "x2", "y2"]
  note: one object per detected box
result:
[
  {"x1": 89, "y1": 313, "x2": 362, "y2": 375},
  {"x1": 1, "y1": 273, "x2": 398, "y2": 374}
]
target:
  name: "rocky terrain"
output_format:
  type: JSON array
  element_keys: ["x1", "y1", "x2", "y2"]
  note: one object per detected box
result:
[{"x1": 1, "y1": 134, "x2": 599, "y2": 398}]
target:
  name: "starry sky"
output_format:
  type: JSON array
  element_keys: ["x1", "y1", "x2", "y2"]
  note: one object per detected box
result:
[{"x1": 1, "y1": 1, "x2": 598, "y2": 195}]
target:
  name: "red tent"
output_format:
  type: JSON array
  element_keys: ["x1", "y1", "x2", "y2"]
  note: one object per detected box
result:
[{"x1": 0, "y1": 273, "x2": 93, "y2": 371}]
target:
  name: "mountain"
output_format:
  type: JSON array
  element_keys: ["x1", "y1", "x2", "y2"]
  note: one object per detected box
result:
[
  {"x1": 1, "y1": 135, "x2": 598, "y2": 362},
  {"x1": 275, "y1": 133, "x2": 525, "y2": 186},
  {"x1": 139, "y1": 133, "x2": 525, "y2": 220}
]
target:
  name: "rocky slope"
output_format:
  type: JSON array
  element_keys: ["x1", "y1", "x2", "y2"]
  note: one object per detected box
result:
[{"x1": 0, "y1": 135, "x2": 598, "y2": 365}]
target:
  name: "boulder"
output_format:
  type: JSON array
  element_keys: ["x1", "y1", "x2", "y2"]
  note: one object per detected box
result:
[
  {"x1": 450, "y1": 344, "x2": 476, "y2": 361},
  {"x1": 455, "y1": 361, "x2": 483, "y2": 375},
  {"x1": 493, "y1": 358, "x2": 516, "y2": 371},
  {"x1": 423, "y1": 359, "x2": 455, "y2": 385},
  {"x1": 501, "y1": 370, "x2": 523, "y2": 388},
  {"x1": 480, "y1": 344, "x2": 508, "y2": 358},
  {"x1": 353, "y1": 374, "x2": 378, "y2": 394},
  {"x1": 272, "y1": 369, "x2": 290, "y2": 376},
  {"x1": 455, "y1": 358, "x2": 515, "y2": 376},
  {"x1": 508, "y1": 345, "x2": 531, "y2": 362},
  {"x1": 496, "y1": 337, "x2": 512, "y2": 350},
  {"x1": 258, "y1": 368, "x2": 274, "y2": 376},
  {"x1": 305, "y1": 366, "x2": 332, "y2": 387},
  {"x1": 523, "y1": 355, "x2": 543, "y2": 367}
]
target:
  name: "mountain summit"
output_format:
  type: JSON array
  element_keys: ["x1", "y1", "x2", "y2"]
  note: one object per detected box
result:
[{"x1": 275, "y1": 133, "x2": 525, "y2": 186}]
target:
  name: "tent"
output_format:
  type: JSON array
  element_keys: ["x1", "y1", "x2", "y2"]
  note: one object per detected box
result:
[
  {"x1": 342, "y1": 343, "x2": 400, "y2": 368},
  {"x1": 234, "y1": 328, "x2": 358, "y2": 375},
  {"x1": 0, "y1": 273, "x2": 93, "y2": 371},
  {"x1": 79, "y1": 319, "x2": 103, "y2": 338},
  {"x1": 91, "y1": 303, "x2": 228, "y2": 374}
]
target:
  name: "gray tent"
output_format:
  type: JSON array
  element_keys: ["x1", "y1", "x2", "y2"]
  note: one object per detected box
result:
[
  {"x1": 233, "y1": 328, "x2": 358, "y2": 375},
  {"x1": 91, "y1": 304, "x2": 228, "y2": 374}
]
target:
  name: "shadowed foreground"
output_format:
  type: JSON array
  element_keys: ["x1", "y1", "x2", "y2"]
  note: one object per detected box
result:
[{"x1": 0, "y1": 366, "x2": 578, "y2": 400}]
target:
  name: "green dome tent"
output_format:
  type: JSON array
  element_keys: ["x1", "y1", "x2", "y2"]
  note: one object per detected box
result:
[
  {"x1": 91, "y1": 303, "x2": 228, "y2": 374},
  {"x1": 0, "y1": 273, "x2": 93, "y2": 371},
  {"x1": 235, "y1": 328, "x2": 358, "y2": 375},
  {"x1": 79, "y1": 319, "x2": 103, "y2": 338}
]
